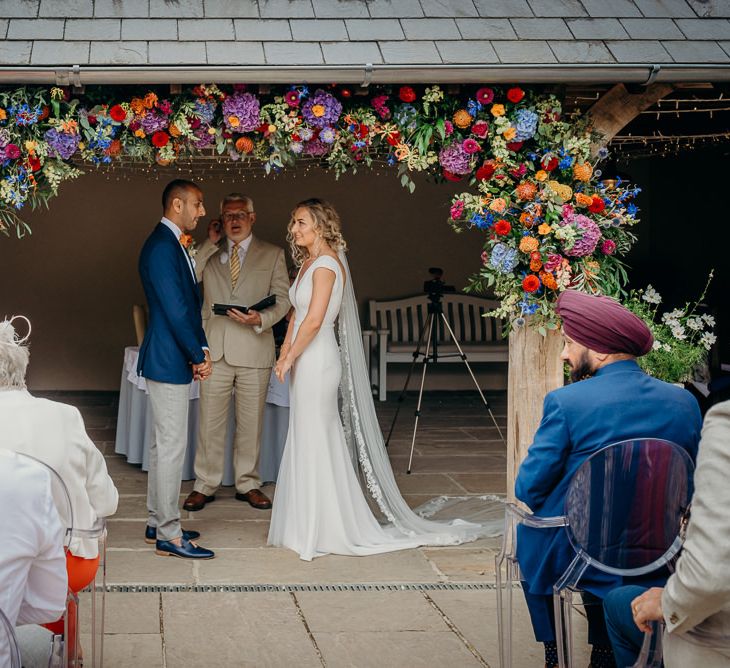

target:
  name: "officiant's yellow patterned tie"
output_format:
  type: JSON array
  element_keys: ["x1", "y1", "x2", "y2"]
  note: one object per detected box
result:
[{"x1": 230, "y1": 243, "x2": 240, "y2": 288}]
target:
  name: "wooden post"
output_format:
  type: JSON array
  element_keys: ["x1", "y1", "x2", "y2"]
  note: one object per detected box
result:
[{"x1": 507, "y1": 323, "x2": 564, "y2": 500}]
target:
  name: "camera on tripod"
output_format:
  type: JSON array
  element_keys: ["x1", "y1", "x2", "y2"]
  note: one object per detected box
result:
[{"x1": 423, "y1": 267, "x2": 456, "y2": 301}]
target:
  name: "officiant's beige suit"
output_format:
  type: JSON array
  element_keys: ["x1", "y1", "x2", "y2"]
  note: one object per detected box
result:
[
  {"x1": 661, "y1": 399, "x2": 730, "y2": 666},
  {"x1": 193, "y1": 236, "x2": 291, "y2": 495}
]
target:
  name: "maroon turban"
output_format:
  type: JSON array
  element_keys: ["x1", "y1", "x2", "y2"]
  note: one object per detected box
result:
[{"x1": 556, "y1": 290, "x2": 653, "y2": 357}]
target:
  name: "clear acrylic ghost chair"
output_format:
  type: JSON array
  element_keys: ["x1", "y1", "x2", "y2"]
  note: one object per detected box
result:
[
  {"x1": 0, "y1": 607, "x2": 22, "y2": 668},
  {"x1": 553, "y1": 438, "x2": 693, "y2": 668},
  {"x1": 73, "y1": 519, "x2": 107, "y2": 667},
  {"x1": 12, "y1": 453, "x2": 81, "y2": 668},
  {"x1": 495, "y1": 501, "x2": 568, "y2": 667}
]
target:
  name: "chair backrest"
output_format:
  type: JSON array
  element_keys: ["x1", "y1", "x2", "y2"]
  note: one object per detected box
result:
[
  {"x1": 132, "y1": 304, "x2": 148, "y2": 347},
  {"x1": 564, "y1": 438, "x2": 693, "y2": 577},
  {"x1": 11, "y1": 452, "x2": 74, "y2": 550},
  {"x1": 368, "y1": 293, "x2": 505, "y2": 345},
  {"x1": 0, "y1": 606, "x2": 21, "y2": 668}
]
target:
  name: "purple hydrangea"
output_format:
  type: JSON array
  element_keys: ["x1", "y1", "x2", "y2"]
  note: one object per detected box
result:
[
  {"x1": 192, "y1": 127, "x2": 215, "y2": 148},
  {"x1": 302, "y1": 139, "x2": 331, "y2": 157},
  {"x1": 561, "y1": 213, "x2": 602, "y2": 257},
  {"x1": 301, "y1": 89, "x2": 342, "y2": 128},
  {"x1": 514, "y1": 108, "x2": 539, "y2": 141},
  {"x1": 45, "y1": 128, "x2": 81, "y2": 160},
  {"x1": 140, "y1": 111, "x2": 169, "y2": 134},
  {"x1": 438, "y1": 142, "x2": 472, "y2": 175},
  {"x1": 222, "y1": 92, "x2": 261, "y2": 132}
]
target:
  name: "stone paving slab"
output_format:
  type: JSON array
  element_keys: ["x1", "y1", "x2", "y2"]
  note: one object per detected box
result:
[
  {"x1": 295, "y1": 591, "x2": 446, "y2": 632},
  {"x1": 312, "y1": 629, "x2": 485, "y2": 667},
  {"x1": 162, "y1": 592, "x2": 323, "y2": 667}
]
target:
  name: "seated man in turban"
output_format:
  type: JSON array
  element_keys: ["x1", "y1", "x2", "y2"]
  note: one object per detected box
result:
[{"x1": 514, "y1": 290, "x2": 702, "y2": 668}]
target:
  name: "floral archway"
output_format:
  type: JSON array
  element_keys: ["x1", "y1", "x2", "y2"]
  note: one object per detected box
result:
[{"x1": 1, "y1": 83, "x2": 640, "y2": 326}]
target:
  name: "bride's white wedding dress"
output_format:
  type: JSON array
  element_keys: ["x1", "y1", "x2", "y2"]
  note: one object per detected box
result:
[{"x1": 268, "y1": 251, "x2": 502, "y2": 561}]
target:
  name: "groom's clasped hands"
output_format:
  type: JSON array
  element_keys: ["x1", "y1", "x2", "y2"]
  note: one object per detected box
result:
[{"x1": 192, "y1": 350, "x2": 212, "y2": 381}]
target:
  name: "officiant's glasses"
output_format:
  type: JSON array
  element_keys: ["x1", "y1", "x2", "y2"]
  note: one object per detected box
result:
[
  {"x1": 222, "y1": 211, "x2": 253, "y2": 221},
  {"x1": 386, "y1": 267, "x2": 505, "y2": 473}
]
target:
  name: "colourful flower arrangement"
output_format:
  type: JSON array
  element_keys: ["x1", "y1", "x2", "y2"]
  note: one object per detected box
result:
[
  {"x1": 624, "y1": 273, "x2": 716, "y2": 384},
  {"x1": 0, "y1": 83, "x2": 639, "y2": 328}
]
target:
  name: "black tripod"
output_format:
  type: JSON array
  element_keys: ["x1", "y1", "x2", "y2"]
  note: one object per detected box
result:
[{"x1": 384, "y1": 269, "x2": 506, "y2": 474}]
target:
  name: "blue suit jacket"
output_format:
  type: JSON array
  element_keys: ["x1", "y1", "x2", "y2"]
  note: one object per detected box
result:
[
  {"x1": 515, "y1": 360, "x2": 701, "y2": 599},
  {"x1": 137, "y1": 222, "x2": 207, "y2": 384}
]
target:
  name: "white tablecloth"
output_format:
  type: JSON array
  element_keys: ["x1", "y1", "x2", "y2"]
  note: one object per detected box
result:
[{"x1": 115, "y1": 347, "x2": 289, "y2": 484}]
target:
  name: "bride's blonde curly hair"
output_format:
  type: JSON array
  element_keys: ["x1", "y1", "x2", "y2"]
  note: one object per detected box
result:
[{"x1": 287, "y1": 198, "x2": 347, "y2": 266}]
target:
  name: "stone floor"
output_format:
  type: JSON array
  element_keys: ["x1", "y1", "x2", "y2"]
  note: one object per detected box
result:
[{"x1": 48, "y1": 390, "x2": 592, "y2": 667}]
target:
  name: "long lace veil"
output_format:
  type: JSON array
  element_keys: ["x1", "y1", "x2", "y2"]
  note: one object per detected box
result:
[{"x1": 337, "y1": 249, "x2": 504, "y2": 543}]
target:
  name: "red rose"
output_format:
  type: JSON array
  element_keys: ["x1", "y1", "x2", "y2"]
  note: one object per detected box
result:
[
  {"x1": 544, "y1": 157, "x2": 559, "y2": 172},
  {"x1": 358, "y1": 123, "x2": 369, "y2": 139},
  {"x1": 87, "y1": 114, "x2": 97, "y2": 125},
  {"x1": 28, "y1": 156, "x2": 41, "y2": 171},
  {"x1": 522, "y1": 274, "x2": 540, "y2": 293},
  {"x1": 398, "y1": 86, "x2": 417, "y2": 103},
  {"x1": 109, "y1": 104, "x2": 126, "y2": 122},
  {"x1": 507, "y1": 87, "x2": 525, "y2": 104},
  {"x1": 506, "y1": 141, "x2": 524, "y2": 152},
  {"x1": 476, "y1": 162, "x2": 496, "y2": 181},
  {"x1": 588, "y1": 195, "x2": 606, "y2": 214},
  {"x1": 442, "y1": 169, "x2": 463, "y2": 182},
  {"x1": 151, "y1": 131, "x2": 169, "y2": 148},
  {"x1": 494, "y1": 219, "x2": 511, "y2": 235}
]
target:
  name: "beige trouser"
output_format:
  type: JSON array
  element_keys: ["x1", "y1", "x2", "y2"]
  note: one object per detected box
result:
[{"x1": 194, "y1": 358, "x2": 270, "y2": 496}]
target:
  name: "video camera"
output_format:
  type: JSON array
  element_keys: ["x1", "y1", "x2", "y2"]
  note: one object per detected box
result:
[{"x1": 423, "y1": 267, "x2": 456, "y2": 302}]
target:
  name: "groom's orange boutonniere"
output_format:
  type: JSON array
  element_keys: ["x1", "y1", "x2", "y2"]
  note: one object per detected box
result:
[{"x1": 180, "y1": 234, "x2": 198, "y2": 257}]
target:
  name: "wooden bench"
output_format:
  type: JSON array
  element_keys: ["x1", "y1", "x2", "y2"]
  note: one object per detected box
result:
[{"x1": 363, "y1": 293, "x2": 508, "y2": 401}]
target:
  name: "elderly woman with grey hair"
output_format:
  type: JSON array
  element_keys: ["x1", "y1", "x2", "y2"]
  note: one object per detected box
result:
[{"x1": 0, "y1": 316, "x2": 118, "y2": 661}]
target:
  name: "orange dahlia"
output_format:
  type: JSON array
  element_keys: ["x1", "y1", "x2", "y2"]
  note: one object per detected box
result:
[
  {"x1": 235, "y1": 136, "x2": 254, "y2": 154},
  {"x1": 515, "y1": 181, "x2": 537, "y2": 201},
  {"x1": 540, "y1": 271, "x2": 558, "y2": 290},
  {"x1": 538, "y1": 223, "x2": 552, "y2": 235},
  {"x1": 453, "y1": 109, "x2": 473, "y2": 129},
  {"x1": 168, "y1": 123, "x2": 182, "y2": 137},
  {"x1": 535, "y1": 169, "x2": 548, "y2": 182},
  {"x1": 519, "y1": 236, "x2": 539, "y2": 253},
  {"x1": 575, "y1": 192, "x2": 593, "y2": 207},
  {"x1": 573, "y1": 162, "x2": 593, "y2": 182}
]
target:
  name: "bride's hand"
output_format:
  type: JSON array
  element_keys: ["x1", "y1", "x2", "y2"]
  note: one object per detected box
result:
[{"x1": 274, "y1": 355, "x2": 292, "y2": 383}]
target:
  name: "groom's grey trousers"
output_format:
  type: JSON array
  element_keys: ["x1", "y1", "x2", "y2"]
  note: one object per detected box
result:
[{"x1": 146, "y1": 379, "x2": 189, "y2": 541}]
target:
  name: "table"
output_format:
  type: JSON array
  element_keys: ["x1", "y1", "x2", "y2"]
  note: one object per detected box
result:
[{"x1": 115, "y1": 347, "x2": 289, "y2": 484}]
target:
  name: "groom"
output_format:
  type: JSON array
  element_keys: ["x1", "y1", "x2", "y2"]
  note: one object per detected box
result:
[{"x1": 137, "y1": 179, "x2": 215, "y2": 559}]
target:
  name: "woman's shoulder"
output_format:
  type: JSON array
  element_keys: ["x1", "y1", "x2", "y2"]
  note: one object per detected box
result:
[{"x1": 313, "y1": 253, "x2": 343, "y2": 275}]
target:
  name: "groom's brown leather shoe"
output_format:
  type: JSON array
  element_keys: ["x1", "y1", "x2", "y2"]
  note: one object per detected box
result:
[
  {"x1": 183, "y1": 491, "x2": 215, "y2": 511},
  {"x1": 235, "y1": 489, "x2": 272, "y2": 509}
]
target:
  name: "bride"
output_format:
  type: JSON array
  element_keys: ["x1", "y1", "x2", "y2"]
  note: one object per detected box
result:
[{"x1": 268, "y1": 198, "x2": 500, "y2": 561}]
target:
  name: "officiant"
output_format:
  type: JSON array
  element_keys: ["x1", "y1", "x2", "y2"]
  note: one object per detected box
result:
[{"x1": 183, "y1": 194, "x2": 291, "y2": 512}]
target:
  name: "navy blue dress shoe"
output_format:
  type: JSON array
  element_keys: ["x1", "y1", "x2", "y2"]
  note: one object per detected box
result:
[
  {"x1": 155, "y1": 537, "x2": 215, "y2": 559},
  {"x1": 145, "y1": 526, "x2": 201, "y2": 545}
]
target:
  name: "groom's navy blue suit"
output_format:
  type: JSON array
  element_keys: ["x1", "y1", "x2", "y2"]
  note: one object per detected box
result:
[{"x1": 137, "y1": 222, "x2": 207, "y2": 383}]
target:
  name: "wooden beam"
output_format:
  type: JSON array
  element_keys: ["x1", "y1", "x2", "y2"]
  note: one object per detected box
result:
[
  {"x1": 507, "y1": 324, "x2": 564, "y2": 499},
  {"x1": 588, "y1": 82, "x2": 674, "y2": 154}
]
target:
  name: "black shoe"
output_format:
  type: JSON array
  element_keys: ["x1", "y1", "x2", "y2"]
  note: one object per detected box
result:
[
  {"x1": 145, "y1": 526, "x2": 201, "y2": 545},
  {"x1": 155, "y1": 537, "x2": 214, "y2": 559}
]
